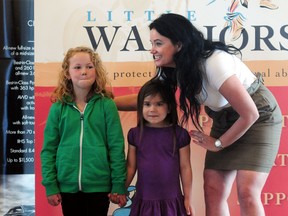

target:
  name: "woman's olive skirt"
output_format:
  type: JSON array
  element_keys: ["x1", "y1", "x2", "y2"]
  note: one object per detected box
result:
[{"x1": 205, "y1": 76, "x2": 282, "y2": 173}]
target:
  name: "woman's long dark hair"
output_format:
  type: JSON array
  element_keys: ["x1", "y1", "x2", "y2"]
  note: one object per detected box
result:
[{"x1": 149, "y1": 13, "x2": 241, "y2": 130}]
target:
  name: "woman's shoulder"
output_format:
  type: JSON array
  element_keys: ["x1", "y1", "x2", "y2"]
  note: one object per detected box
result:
[
  {"x1": 204, "y1": 50, "x2": 238, "y2": 87},
  {"x1": 206, "y1": 50, "x2": 234, "y2": 65}
]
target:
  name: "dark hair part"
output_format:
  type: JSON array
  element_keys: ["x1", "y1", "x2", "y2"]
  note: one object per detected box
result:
[{"x1": 149, "y1": 13, "x2": 241, "y2": 130}]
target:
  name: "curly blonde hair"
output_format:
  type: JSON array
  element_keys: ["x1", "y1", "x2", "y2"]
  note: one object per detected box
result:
[{"x1": 51, "y1": 46, "x2": 113, "y2": 103}]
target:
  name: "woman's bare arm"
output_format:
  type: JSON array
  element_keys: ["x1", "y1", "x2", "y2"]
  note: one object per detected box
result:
[{"x1": 114, "y1": 94, "x2": 138, "y2": 111}]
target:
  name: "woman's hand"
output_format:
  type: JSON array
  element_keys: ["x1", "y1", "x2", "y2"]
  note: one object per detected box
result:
[{"x1": 189, "y1": 130, "x2": 220, "y2": 152}]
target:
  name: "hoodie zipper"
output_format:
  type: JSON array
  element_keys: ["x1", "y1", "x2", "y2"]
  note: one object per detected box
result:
[{"x1": 73, "y1": 104, "x2": 87, "y2": 191}]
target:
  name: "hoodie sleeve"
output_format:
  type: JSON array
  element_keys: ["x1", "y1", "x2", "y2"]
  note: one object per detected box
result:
[
  {"x1": 104, "y1": 99, "x2": 127, "y2": 194},
  {"x1": 40, "y1": 103, "x2": 61, "y2": 196}
]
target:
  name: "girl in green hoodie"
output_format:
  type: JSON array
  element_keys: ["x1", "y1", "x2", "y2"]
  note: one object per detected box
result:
[{"x1": 41, "y1": 46, "x2": 127, "y2": 216}]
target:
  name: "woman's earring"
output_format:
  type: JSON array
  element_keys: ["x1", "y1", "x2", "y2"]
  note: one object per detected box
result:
[{"x1": 176, "y1": 43, "x2": 182, "y2": 51}]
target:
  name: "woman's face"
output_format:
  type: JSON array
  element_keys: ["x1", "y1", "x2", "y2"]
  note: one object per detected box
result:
[{"x1": 150, "y1": 29, "x2": 180, "y2": 68}]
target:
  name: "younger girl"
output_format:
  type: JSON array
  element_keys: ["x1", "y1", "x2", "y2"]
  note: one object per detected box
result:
[
  {"x1": 126, "y1": 79, "x2": 195, "y2": 216},
  {"x1": 40, "y1": 46, "x2": 126, "y2": 216}
]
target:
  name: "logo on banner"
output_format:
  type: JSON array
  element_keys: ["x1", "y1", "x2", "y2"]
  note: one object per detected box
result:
[{"x1": 208, "y1": 0, "x2": 281, "y2": 41}]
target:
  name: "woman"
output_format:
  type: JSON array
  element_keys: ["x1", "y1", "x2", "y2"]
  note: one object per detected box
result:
[{"x1": 115, "y1": 13, "x2": 282, "y2": 216}]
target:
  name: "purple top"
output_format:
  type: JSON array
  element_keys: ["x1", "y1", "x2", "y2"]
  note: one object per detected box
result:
[{"x1": 128, "y1": 125, "x2": 191, "y2": 216}]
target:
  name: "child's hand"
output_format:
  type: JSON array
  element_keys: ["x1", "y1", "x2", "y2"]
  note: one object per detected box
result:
[
  {"x1": 184, "y1": 198, "x2": 195, "y2": 216},
  {"x1": 47, "y1": 194, "x2": 62, "y2": 206},
  {"x1": 108, "y1": 193, "x2": 117, "y2": 204},
  {"x1": 108, "y1": 193, "x2": 127, "y2": 207},
  {"x1": 117, "y1": 194, "x2": 127, "y2": 207}
]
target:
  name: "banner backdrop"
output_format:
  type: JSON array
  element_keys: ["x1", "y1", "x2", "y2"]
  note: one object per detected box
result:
[
  {"x1": 0, "y1": 0, "x2": 35, "y2": 215},
  {"x1": 35, "y1": 1, "x2": 288, "y2": 215}
]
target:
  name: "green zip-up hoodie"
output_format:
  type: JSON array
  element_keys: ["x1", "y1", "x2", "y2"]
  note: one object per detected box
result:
[{"x1": 41, "y1": 94, "x2": 126, "y2": 196}]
